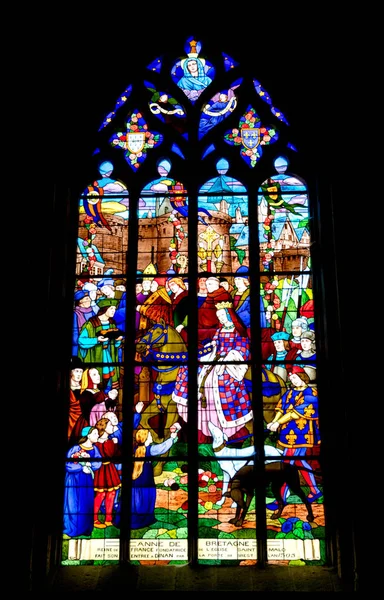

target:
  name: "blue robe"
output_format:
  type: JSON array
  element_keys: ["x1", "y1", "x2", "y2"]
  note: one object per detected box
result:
[
  {"x1": 63, "y1": 444, "x2": 102, "y2": 537},
  {"x1": 234, "y1": 289, "x2": 251, "y2": 328},
  {"x1": 131, "y1": 437, "x2": 174, "y2": 529},
  {"x1": 177, "y1": 58, "x2": 212, "y2": 101},
  {"x1": 199, "y1": 99, "x2": 230, "y2": 137},
  {"x1": 114, "y1": 293, "x2": 126, "y2": 333}
]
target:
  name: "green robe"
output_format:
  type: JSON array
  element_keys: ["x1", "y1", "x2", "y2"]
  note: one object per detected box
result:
[{"x1": 78, "y1": 316, "x2": 122, "y2": 387}]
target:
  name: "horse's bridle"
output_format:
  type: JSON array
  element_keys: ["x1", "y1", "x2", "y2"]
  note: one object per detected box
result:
[
  {"x1": 139, "y1": 324, "x2": 179, "y2": 412},
  {"x1": 139, "y1": 324, "x2": 177, "y2": 372},
  {"x1": 141, "y1": 323, "x2": 169, "y2": 354},
  {"x1": 138, "y1": 322, "x2": 187, "y2": 373}
]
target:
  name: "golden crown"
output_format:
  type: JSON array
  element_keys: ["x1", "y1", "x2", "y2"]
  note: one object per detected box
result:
[{"x1": 215, "y1": 301, "x2": 233, "y2": 310}]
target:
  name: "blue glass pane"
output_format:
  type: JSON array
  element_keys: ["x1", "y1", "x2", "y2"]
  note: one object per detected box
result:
[
  {"x1": 222, "y1": 52, "x2": 239, "y2": 71},
  {"x1": 98, "y1": 85, "x2": 133, "y2": 131},
  {"x1": 147, "y1": 56, "x2": 162, "y2": 73}
]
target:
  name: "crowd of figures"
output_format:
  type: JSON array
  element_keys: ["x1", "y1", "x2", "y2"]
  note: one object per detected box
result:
[
  {"x1": 64, "y1": 261, "x2": 322, "y2": 549},
  {"x1": 61, "y1": 37, "x2": 324, "y2": 566}
]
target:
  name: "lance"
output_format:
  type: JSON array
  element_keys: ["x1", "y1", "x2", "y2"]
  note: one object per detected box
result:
[
  {"x1": 280, "y1": 273, "x2": 294, "y2": 331},
  {"x1": 297, "y1": 256, "x2": 311, "y2": 315}
]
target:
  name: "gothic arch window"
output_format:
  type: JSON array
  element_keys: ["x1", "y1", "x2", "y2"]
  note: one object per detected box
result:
[{"x1": 63, "y1": 36, "x2": 326, "y2": 568}]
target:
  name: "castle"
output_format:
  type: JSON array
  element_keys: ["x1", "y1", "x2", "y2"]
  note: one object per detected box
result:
[{"x1": 76, "y1": 198, "x2": 310, "y2": 278}]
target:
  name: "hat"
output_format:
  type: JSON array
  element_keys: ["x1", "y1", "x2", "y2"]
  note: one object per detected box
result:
[
  {"x1": 301, "y1": 330, "x2": 315, "y2": 340},
  {"x1": 114, "y1": 279, "x2": 126, "y2": 288},
  {"x1": 235, "y1": 265, "x2": 249, "y2": 279},
  {"x1": 81, "y1": 426, "x2": 92, "y2": 437},
  {"x1": 155, "y1": 274, "x2": 167, "y2": 286},
  {"x1": 97, "y1": 277, "x2": 115, "y2": 289},
  {"x1": 292, "y1": 317, "x2": 309, "y2": 330},
  {"x1": 271, "y1": 331, "x2": 290, "y2": 342},
  {"x1": 143, "y1": 263, "x2": 157, "y2": 280},
  {"x1": 288, "y1": 366, "x2": 306, "y2": 376},
  {"x1": 97, "y1": 298, "x2": 119, "y2": 309},
  {"x1": 74, "y1": 290, "x2": 87, "y2": 302},
  {"x1": 82, "y1": 281, "x2": 98, "y2": 292},
  {"x1": 97, "y1": 268, "x2": 115, "y2": 288},
  {"x1": 70, "y1": 356, "x2": 84, "y2": 370}
]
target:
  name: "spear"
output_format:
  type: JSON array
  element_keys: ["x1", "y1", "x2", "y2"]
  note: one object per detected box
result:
[
  {"x1": 297, "y1": 257, "x2": 311, "y2": 315},
  {"x1": 280, "y1": 274, "x2": 294, "y2": 331}
]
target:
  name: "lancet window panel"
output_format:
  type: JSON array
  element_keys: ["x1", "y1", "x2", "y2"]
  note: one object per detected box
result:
[{"x1": 61, "y1": 36, "x2": 325, "y2": 568}]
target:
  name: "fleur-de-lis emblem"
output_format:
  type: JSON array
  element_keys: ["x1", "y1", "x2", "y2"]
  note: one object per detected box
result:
[
  {"x1": 285, "y1": 430, "x2": 297, "y2": 446},
  {"x1": 224, "y1": 105, "x2": 278, "y2": 167}
]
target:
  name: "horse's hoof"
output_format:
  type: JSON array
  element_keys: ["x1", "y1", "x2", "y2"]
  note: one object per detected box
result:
[{"x1": 306, "y1": 512, "x2": 315, "y2": 522}]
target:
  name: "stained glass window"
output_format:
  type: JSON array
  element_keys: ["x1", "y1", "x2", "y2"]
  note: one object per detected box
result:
[{"x1": 62, "y1": 38, "x2": 325, "y2": 568}]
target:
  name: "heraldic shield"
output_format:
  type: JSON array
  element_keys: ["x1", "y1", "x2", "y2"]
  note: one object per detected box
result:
[
  {"x1": 241, "y1": 127, "x2": 260, "y2": 149},
  {"x1": 127, "y1": 132, "x2": 146, "y2": 154}
]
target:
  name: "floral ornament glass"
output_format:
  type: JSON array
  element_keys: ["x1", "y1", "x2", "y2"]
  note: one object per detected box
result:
[
  {"x1": 224, "y1": 105, "x2": 279, "y2": 168},
  {"x1": 109, "y1": 110, "x2": 163, "y2": 170}
]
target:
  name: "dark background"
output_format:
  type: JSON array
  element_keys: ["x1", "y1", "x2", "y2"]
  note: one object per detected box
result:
[
  {"x1": 24, "y1": 18, "x2": 364, "y2": 591},
  {"x1": 52, "y1": 27, "x2": 343, "y2": 181}
]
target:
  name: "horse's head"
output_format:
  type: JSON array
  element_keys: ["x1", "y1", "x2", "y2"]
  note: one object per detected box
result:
[
  {"x1": 136, "y1": 319, "x2": 188, "y2": 359},
  {"x1": 136, "y1": 319, "x2": 169, "y2": 356}
]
